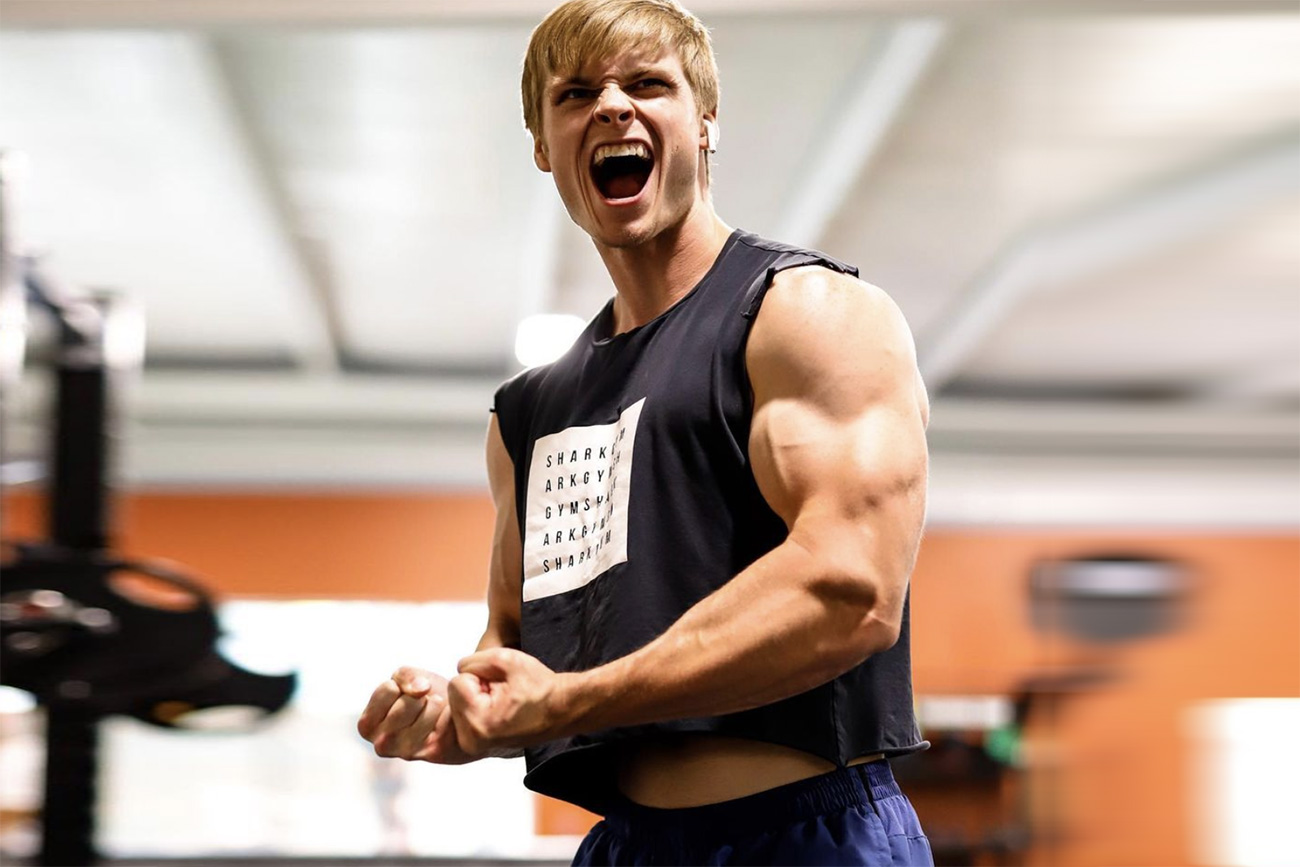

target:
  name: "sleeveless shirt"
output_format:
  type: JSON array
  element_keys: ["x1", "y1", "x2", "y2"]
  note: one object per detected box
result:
[{"x1": 492, "y1": 230, "x2": 926, "y2": 813}]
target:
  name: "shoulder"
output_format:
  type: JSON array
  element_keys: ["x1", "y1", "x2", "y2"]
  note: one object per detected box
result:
[
  {"x1": 493, "y1": 365, "x2": 543, "y2": 415},
  {"x1": 492, "y1": 363, "x2": 553, "y2": 458},
  {"x1": 733, "y1": 231, "x2": 857, "y2": 276},
  {"x1": 749, "y1": 266, "x2": 916, "y2": 374},
  {"x1": 747, "y1": 266, "x2": 928, "y2": 423}
]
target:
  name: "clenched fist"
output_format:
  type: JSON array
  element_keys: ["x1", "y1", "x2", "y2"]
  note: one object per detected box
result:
[
  {"x1": 356, "y1": 666, "x2": 478, "y2": 764},
  {"x1": 448, "y1": 647, "x2": 573, "y2": 755}
]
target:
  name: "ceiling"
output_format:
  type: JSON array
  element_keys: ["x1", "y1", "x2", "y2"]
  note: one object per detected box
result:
[{"x1": 1, "y1": 0, "x2": 1297, "y2": 528}]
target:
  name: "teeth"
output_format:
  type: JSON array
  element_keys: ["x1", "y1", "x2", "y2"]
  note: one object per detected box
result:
[{"x1": 593, "y1": 142, "x2": 650, "y2": 165}]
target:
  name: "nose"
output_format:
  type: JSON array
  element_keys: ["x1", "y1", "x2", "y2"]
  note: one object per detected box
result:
[{"x1": 594, "y1": 84, "x2": 634, "y2": 126}]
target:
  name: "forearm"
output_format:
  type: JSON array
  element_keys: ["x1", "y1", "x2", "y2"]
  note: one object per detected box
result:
[
  {"x1": 467, "y1": 619, "x2": 527, "y2": 759},
  {"x1": 553, "y1": 533, "x2": 898, "y2": 737},
  {"x1": 476, "y1": 615, "x2": 520, "y2": 652}
]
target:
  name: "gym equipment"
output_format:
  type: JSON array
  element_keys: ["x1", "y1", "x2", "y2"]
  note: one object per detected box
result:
[
  {"x1": 0, "y1": 152, "x2": 296, "y2": 866},
  {"x1": 1030, "y1": 553, "x2": 1189, "y2": 643},
  {"x1": 2, "y1": 544, "x2": 296, "y2": 729}
]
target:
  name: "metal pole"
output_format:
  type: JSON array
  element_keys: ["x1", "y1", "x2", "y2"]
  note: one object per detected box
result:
[
  {"x1": 40, "y1": 705, "x2": 102, "y2": 866},
  {"x1": 37, "y1": 294, "x2": 114, "y2": 866}
]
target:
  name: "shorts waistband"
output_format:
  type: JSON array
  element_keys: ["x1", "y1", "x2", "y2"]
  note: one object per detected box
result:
[{"x1": 601, "y1": 759, "x2": 901, "y2": 841}]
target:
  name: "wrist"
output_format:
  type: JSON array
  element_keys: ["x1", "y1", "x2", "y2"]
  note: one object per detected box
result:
[
  {"x1": 549, "y1": 663, "x2": 621, "y2": 739},
  {"x1": 548, "y1": 670, "x2": 590, "y2": 739}
]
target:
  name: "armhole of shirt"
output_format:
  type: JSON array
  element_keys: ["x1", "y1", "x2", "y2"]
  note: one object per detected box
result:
[
  {"x1": 740, "y1": 252, "x2": 859, "y2": 321},
  {"x1": 491, "y1": 378, "x2": 525, "y2": 465},
  {"x1": 736, "y1": 253, "x2": 861, "y2": 446}
]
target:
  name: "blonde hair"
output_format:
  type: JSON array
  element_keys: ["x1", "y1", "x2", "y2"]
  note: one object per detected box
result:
[{"x1": 521, "y1": 0, "x2": 720, "y2": 138}]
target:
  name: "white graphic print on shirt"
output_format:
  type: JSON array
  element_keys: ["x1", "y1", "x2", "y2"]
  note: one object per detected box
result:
[{"x1": 521, "y1": 398, "x2": 644, "y2": 602}]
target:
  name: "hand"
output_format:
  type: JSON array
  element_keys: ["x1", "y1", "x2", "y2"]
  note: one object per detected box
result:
[
  {"x1": 356, "y1": 666, "x2": 478, "y2": 764},
  {"x1": 448, "y1": 648, "x2": 570, "y2": 756}
]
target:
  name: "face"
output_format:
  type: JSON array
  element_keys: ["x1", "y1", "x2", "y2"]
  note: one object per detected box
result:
[{"x1": 533, "y1": 47, "x2": 712, "y2": 250}]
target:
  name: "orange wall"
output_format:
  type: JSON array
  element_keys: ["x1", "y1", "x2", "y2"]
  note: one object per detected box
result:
[
  {"x1": 911, "y1": 530, "x2": 1300, "y2": 697},
  {"x1": 910, "y1": 530, "x2": 1300, "y2": 866},
  {"x1": 4, "y1": 490, "x2": 1298, "y2": 864},
  {"x1": 2, "y1": 490, "x2": 495, "y2": 601}
]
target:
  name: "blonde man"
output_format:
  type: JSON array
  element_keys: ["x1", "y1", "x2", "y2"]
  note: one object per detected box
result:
[{"x1": 360, "y1": 1, "x2": 933, "y2": 863}]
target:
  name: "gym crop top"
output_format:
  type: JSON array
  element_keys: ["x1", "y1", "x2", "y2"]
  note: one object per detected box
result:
[{"x1": 492, "y1": 230, "x2": 926, "y2": 813}]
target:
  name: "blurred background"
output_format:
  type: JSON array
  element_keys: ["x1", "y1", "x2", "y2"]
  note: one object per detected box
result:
[{"x1": 0, "y1": 0, "x2": 1297, "y2": 865}]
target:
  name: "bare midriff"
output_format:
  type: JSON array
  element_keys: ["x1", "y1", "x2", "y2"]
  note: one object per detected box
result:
[{"x1": 616, "y1": 733, "x2": 885, "y2": 808}]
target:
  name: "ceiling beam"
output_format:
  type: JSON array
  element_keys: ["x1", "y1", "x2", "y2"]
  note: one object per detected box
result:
[
  {"x1": 9, "y1": 370, "x2": 1295, "y2": 457},
  {"x1": 918, "y1": 130, "x2": 1300, "y2": 392},
  {"x1": 927, "y1": 397, "x2": 1299, "y2": 458},
  {"x1": 1200, "y1": 362, "x2": 1300, "y2": 406},
  {"x1": 3, "y1": 0, "x2": 1294, "y2": 27},
  {"x1": 196, "y1": 35, "x2": 341, "y2": 374},
  {"x1": 776, "y1": 18, "x2": 947, "y2": 249},
  {"x1": 8, "y1": 370, "x2": 498, "y2": 429},
  {"x1": 7, "y1": 408, "x2": 1297, "y2": 531}
]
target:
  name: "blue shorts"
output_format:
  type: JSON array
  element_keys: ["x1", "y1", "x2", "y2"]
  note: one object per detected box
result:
[{"x1": 572, "y1": 759, "x2": 934, "y2": 866}]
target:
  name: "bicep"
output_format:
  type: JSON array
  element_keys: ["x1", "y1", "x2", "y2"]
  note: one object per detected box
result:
[
  {"x1": 481, "y1": 413, "x2": 522, "y2": 650},
  {"x1": 746, "y1": 269, "x2": 929, "y2": 620}
]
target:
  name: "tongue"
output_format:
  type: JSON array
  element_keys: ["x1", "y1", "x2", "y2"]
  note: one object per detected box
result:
[{"x1": 606, "y1": 173, "x2": 645, "y2": 200}]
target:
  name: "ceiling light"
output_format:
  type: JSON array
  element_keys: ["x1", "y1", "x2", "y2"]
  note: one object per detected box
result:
[{"x1": 514, "y1": 314, "x2": 585, "y2": 368}]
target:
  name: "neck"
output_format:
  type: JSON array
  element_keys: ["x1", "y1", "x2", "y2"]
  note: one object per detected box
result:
[{"x1": 597, "y1": 202, "x2": 733, "y2": 336}]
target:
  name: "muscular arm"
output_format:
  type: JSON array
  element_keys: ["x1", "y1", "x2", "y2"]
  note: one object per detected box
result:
[{"x1": 451, "y1": 268, "x2": 930, "y2": 749}]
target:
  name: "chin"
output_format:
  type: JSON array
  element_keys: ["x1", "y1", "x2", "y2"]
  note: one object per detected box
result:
[
  {"x1": 599, "y1": 225, "x2": 658, "y2": 249},
  {"x1": 584, "y1": 212, "x2": 659, "y2": 250}
]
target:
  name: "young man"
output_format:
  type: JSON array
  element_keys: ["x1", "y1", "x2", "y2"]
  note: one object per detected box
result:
[{"x1": 358, "y1": 1, "x2": 934, "y2": 863}]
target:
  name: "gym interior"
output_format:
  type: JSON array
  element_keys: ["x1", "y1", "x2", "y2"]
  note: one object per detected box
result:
[{"x1": 1, "y1": 1, "x2": 1297, "y2": 865}]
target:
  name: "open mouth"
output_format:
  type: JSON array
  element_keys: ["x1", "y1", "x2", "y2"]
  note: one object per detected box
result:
[{"x1": 591, "y1": 142, "x2": 654, "y2": 201}]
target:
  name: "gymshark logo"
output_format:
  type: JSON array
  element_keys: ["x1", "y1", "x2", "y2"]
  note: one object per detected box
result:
[{"x1": 522, "y1": 399, "x2": 644, "y2": 602}]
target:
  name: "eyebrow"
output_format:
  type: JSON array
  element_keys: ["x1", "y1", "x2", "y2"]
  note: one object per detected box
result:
[{"x1": 553, "y1": 66, "x2": 674, "y2": 90}]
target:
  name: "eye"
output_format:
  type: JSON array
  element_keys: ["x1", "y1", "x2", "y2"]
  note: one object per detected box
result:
[
  {"x1": 632, "y1": 78, "x2": 670, "y2": 93},
  {"x1": 557, "y1": 87, "x2": 596, "y2": 103}
]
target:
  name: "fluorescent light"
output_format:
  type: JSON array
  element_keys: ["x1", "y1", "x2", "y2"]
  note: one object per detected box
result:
[
  {"x1": 0, "y1": 686, "x2": 36, "y2": 714},
  {"x1": 514, "y1": 314, "x2": 585, "y2": 369}
]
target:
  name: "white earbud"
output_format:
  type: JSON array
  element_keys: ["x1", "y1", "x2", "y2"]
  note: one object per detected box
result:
[{"x1": 704, "y1": 119, "x2": 719, "y2": 154}]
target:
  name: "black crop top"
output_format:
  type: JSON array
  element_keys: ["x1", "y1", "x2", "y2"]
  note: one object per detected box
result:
[{"x1": 492, "y1": 230, "x2": 926, "y2": 813}]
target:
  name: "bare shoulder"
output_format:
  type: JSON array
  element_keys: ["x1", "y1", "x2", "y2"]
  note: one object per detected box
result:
[
  {"x1": 762, "y1": 264, "x2": 902, "y2": 322},
  {"x1": 749, "y1": 266, "x2": 915, "y2": 371},
  {"x1": 747, "y1": 265, "x2": 928, "y2": 424}
]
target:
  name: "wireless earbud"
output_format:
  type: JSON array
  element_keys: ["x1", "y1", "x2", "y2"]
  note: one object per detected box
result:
[{"x1": 704, "y1": 119, "x2": 719, "y2": 154}]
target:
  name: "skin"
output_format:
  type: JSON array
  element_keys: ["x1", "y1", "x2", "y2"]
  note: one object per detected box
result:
[
  {"x1": 357, "y1": 42, "x2": 931, "y2": 804},
  {"x1": 533, "y1": 46, "x2": 733, "y2": 332}
]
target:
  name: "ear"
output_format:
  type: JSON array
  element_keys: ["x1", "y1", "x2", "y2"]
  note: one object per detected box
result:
[{"x1": 533, "y1": 135, "x2": 552, "y2": 173}]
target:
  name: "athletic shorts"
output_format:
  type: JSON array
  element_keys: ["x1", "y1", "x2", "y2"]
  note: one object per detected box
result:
[{"x1": 571, "y1": 759, "x2": 934, "y2": 866}]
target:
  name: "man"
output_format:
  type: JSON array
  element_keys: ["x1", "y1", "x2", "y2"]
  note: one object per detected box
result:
[{"x1": 358, "y1": 1, "x2": 934, "y2": 863}]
